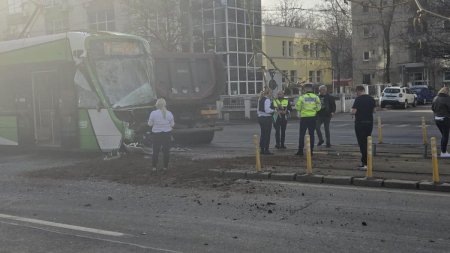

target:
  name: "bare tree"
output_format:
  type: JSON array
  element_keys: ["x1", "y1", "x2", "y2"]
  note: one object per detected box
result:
[
  {"x1": 123, "y1": 0, "x2": 184, "y2": 52},
  {"x1": 263, "y1": 0, "x2": 318, "y2": 29},
  {"x1": 315, "y1": 0, "x2": 353, "y2": 88}
]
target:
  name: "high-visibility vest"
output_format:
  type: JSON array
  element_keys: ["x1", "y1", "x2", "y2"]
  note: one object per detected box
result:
[
  {"x1": 273, "y1": 98, "x2": 289, "y2": 109},
  {"x1": 296, "y1": 92, "x2": 321, "y2": 118}
]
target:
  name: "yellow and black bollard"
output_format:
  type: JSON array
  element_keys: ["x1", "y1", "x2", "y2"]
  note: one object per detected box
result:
[
  {"x1": 253, "y1": 135, "x2": 262, "y2": 172},
  {"x1": 367, "y1": 136, "x2": 373, "y2": 178},
  {"x1": 305, "y1": 134, "x2": 313, "y2": 174},
  {"x1": 431, "y1": 137, "x2": 440, "y2": 184},
  {"x1": 377, "y1": 116, "x2": 383, "y2": 144}
]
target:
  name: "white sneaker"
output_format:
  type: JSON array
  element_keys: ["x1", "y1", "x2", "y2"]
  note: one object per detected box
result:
[
  {"x1": 441, "y1": 152, "x2": 450, "y2": 158},
  {"x1": 357, "y1": 164, "x2": 367, "y2": 171},
  {"x1": 162, "y1": 167, "x2": 167, "y2": 171},
  {"x1": 152, "y1": 167, "x2": 157, "y2": 171}
]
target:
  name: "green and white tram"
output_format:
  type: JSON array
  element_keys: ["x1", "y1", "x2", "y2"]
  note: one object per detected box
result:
[{"x1": 0, "y1": 32, "x2": 156, "y2": 152}]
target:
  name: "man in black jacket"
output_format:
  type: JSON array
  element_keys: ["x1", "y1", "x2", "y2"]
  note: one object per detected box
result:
[{"x1": 316, "y1": 85, "x2": 336, "y2": 148}]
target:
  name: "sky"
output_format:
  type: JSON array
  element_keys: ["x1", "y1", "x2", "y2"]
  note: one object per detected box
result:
[{"x1": 261, "y1": 0, "x2": 319, "y2": 9}]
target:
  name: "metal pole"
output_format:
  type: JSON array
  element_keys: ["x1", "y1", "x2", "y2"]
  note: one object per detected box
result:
[
  {"x1": 253, "y1": 135, "x2": 261, "y2": 172},
  {"x1": 377, "y1": 116, "x2": 383, "y2": 144},
  {"x1": 431, "y1": 137, "x2": 440, "y2": 184},
  {"x1": 305, "y1": 134, "x2": 312, "y2": 174},
  {"x1": 367, "y1": 136, "x2": 373, "y2": 178},
  {"x1": 422, "y1": 117, "x2": 428, "y2": 145}
]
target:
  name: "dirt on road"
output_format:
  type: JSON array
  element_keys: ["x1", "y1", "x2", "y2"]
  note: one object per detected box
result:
[{"x1": 24, "y1": 148, "x2": 450, "y2": 188}]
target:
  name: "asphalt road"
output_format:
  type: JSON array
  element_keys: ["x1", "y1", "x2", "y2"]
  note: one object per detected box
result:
[
  {"x1": 208, "y1": 105, "x2": 440, "y2": 153},
  {"x1": 1, "y1": 104, "x2": 450, "y2": 252}
]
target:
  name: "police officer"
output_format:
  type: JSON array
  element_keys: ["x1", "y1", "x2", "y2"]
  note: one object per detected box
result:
[
  {"x1": 257, "y1": 88, "x2": 275, "y2": 155},
  {"x1": 272, "y1": 90, "x2": 292, "y2": 149},
  {"x1": 296, "y1": 83, "x2": 321, "y2": 156}
]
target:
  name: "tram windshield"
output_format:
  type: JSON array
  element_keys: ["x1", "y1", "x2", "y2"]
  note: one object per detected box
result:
[{"x1": 88, "y1": 40, "x2": 156, "y2": 108}]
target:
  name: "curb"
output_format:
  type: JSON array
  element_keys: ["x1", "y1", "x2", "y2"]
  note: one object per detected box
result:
[
  {"x1": 212, "y1": 169, "x2": 450, "y2": 193},
  {"x1": 384, "y1": 179, "x2": 419, "y2": 190}
]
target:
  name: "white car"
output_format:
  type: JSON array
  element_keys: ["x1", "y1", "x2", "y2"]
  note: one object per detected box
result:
[{"x1": 380, "y1": 87, "x2": 417, "y2": 109}]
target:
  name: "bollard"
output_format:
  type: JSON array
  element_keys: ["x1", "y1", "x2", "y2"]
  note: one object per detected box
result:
[
  {"x1": 377, "y1": 116, "x2": 383, "y2": 144},
  {"x1": 253, "y1": 135, "x2": 262, "y2": 172},
  {"x1": 305, "y1": 134, "x2": 313, "y2": 174},
  {"x1": 367, "y1": 136, "x2": 373, "y2": 178},
  {"x1": 422, "y1": 117, "x2": 428, "y2": 145},
  {"x1": 431, "y1": 137, "x2": 440, "y2": 184}
]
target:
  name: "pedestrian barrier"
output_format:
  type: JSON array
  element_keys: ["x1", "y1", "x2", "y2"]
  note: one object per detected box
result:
[
  {"x1": 253, "y1": 135, "x2": 261, "y2": 172},
  {"x1": 431, "y1": 137, "x2": 440, "y2": 184},
  {"x1": 367, "y1": 136, "x2": 373, "y2": 178},
  {"x1": 305, "y1": 134, "x2": 313, "y2": 174}
]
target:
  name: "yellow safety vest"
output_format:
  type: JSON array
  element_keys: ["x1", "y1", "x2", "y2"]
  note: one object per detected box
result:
[
  {"x1": 296, "y1": 92, "x2": 321, "y2": 118},
  {"x1": 273, "y1": 98, "x2": 289, "y2": 109}
]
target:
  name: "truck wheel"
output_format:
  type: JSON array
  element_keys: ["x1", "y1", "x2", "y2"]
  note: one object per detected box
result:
[{"x1": 174, "y1": 131, "x2": 215, "y2": 145}]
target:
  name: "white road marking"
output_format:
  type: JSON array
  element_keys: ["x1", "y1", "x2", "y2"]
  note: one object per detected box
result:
[
  {"x1": 240, "y1": 179, "x2": 450, "y2": 198},
  {"x1": 0, "y1": 213, "x2": 124, "y2": 237},
  {"x1": 395, "y1": 124, "x2": 410, "y2": 128},
  {"x1": 0, "y1": 220, "x2": 183, "y2": 253}
]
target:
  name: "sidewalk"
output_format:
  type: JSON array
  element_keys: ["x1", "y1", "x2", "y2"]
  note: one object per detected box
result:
[{"x1": 210, "y1": 144, "x2": 450, "y2": 192}]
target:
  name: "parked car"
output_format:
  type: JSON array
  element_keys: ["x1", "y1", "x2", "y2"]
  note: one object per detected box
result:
[
  {"x1": 380, "y1": 86, "x2": 417, "y2": 109},
  {"x1": 410, "y1": 86, "x2": 434, "y2": 104}
]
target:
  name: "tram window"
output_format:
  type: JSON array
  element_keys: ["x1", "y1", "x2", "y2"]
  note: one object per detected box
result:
[{"x1": 74, "y1": 69, "x2": 99, "y2": 108}]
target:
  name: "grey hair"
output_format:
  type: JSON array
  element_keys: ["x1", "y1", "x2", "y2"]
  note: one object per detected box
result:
[{"x1": 319, "y1": 85, "x2": 327, "y2": 91}]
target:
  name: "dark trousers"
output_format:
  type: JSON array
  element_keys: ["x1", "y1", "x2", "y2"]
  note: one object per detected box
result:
[
  {"x1": 258, "y1": 116, "x2": 272, "y2": 151},
  {"x1": 355, "y1": 122, "x2": 373, "y2": 165},
  {"x1": 316, "y1": 116, "x2": 331, "y2": 145},
  {"x1": 273, "y1": 116, "x2": 287, "y2": 146},
  {"x1": 435, "y1": 118, "x2": 450, "y2": 153},
  {"x1": 298, "y1": 116, "x2": 316, "y2": 153},
  {"x1": 152, "y1": 132, "x2": 171, "y2": 168}
]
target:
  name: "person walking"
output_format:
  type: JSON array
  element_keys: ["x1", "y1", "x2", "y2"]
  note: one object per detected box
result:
[
  {"x1": 272, "y1": 90, "x2": 292, "y2": 149},
  {"x1": 295, "y1": 83, "x2": 321, "y2": 156},
  {"x1": 316, "y1": 85, "x2": 336, "y2": 148},
  {"x1": 431, "y1": 86, "x2": 450, "y2": 157},
  {"x1": 148, "y1": 98, "x2": 175, "y2": 171},
  {"x1": 351, "y1": 85, "x2": 376, "y2": 170},
  {"x1": 257, "y1": 88, "x2": 275, "y2": 155}
]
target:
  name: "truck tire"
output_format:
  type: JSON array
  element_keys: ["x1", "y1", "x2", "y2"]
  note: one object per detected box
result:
[{"x1": 174, "y1": 131, "x2": 215, "y2": 145}]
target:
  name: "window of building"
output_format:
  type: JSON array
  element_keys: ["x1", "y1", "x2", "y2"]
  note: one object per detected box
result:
[
  {"x1": 46, "y1": 18, "x2": 66, "y2": 34},
  {"x1": 444, "y1": 71, "x2": 450, "y2": 81},
  {"x1": 362, "y1": 74, "x2": 371, "y2": 84},
  {"x1": 362, "y1": 4, "x2": 369, "y2": 12},
  {"x1": 8, "y1": 0, "x2": 24, "y2": 14},
  {"x1": 444, "y1": 20, "x2": 450, "y2": 31},
  {"x1": 43, "y1": 0, "x2": 64, "y2": 8},
  {"x1": 316, "y1": 70, "x2": 322, "y2": 83},
  {"x1": 310, "y1": 43, "x2": 315, "y2": 58},
  {"x1": 363, "y1": 51, "x2": 370, "y2": 61},
  {"x1": 282, "y1": 70, "x2": 288, "y2": 83},
  {"x1": 289, "y1": 70, "x2": 297, "y2": 83},
  {"x1": 363, "y1": 27, "x2": 370, "y2": 37},
  {"x1": 309, "y1": 71, "x2": 315, "y2": 82},
  {"x1": 288, "y1": 41, "x2": 293, "y2": 57},
  {"x1": 88, "y1": 9, "x2": 115, "y2": 31},
  {"x1": 282, "y1": 41, "x2": 287, "y2": 57},
  {"x1": 239, "y1": 82, "x2": 247, "y2": 94}
]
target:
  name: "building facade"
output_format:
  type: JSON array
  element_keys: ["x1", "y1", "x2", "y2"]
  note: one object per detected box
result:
[
  {"x1": 190, "y1": 0, "x2": 263, "y2": 96},
  {"x1": 0, "y1": 0, "x2": 263, "y2": 96},
  {"x1": 262, "y1": 25, "x2": 332, "y2": 93},
  {"x1": 351, "y1": 0, "x2": 449, "y2": 89}
]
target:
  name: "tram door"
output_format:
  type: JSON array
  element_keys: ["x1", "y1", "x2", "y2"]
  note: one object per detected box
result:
[{"x1": 31, "y1": 71, "x2": 61, "y2": 146}]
